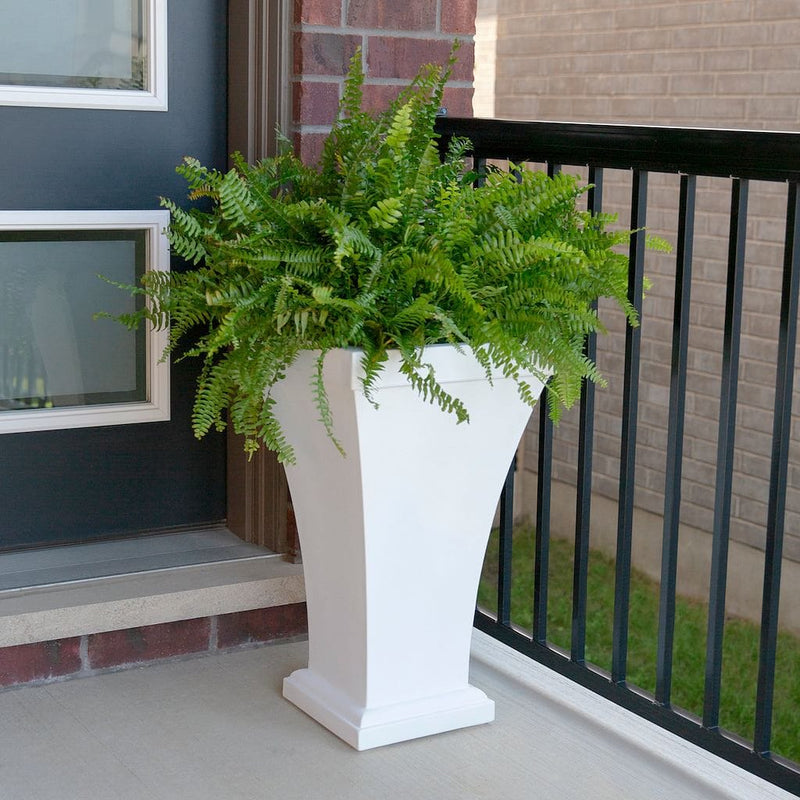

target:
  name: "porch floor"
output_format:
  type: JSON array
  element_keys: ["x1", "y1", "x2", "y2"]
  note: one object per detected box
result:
[{"x1": 0, "y1": 631, "x2": 791, "y2": 800}]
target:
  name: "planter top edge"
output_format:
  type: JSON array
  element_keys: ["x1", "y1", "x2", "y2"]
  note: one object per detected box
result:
[{"x1": 312, "y1": 345, "x2": 546, "y2": 392}]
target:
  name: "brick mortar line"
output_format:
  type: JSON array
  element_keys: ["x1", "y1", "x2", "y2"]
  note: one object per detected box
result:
[
  {"x1": 292, "y1": 74, "x2": 346, "y2": 82},
  {"x1": 500, "y1": 23, "x2": 771, "y2": 33},
  {"x1": 293, "y1": 24, "x2": 470, "y2": 42},
  {"x1": 296, "y1": 124, "x2": 334, "y2": 134},
  {"x1": 498, "y1": 43, "x2": 767, "y2": 53},
  {"x1": 209, "y1": 615, "x2": 218, "y2": 651},
  {"x1": 79, "y1": 634, "x2": 90, "y2": 672},
  {"x1": 293, "y1": 75, "x2": 472, "y2": 88},
  {"x1": 502, "y1": 7, "x2": 769, "y2": 19}
]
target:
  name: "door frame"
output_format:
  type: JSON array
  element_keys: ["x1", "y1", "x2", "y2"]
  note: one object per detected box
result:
[{"x1": 226, "y1": 0, "x2": 294, "y2": 557}]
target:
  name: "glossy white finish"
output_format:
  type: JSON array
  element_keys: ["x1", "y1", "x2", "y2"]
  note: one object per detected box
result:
[
  {"x1": 273, "y1": 346, "x2": 545, "y2": 749},
  {"x1": 0, "y1": 209, "x2": 170, "y2": 434}
]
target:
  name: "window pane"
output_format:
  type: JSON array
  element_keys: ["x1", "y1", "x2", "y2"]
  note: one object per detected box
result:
[
  {"x1": 0, "y1": 0, "x2": 147, "y2": 90},
  {"x1": 0, "y1": 231, "x2": 146, "y2": 411}
]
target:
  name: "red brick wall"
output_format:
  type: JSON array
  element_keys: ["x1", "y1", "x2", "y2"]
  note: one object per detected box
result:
[
  {"x1": 292, "y1": 0, "x2": 477, "y2": 163},
  {"x1": 0, "y1": 604, "x2": 307, "y2": 689}
]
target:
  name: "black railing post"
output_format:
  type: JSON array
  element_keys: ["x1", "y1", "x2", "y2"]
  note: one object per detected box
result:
[
  {"x1": 532, "y1": 388, "x2": 553, "y2": 644},
  {"x1": 703, "y1": 177, "x2": 748, "y2": 730},
  {"x1": 497, "y1": 458, "x2": 516, "y2": 627},
  {"x1": 655, "y1": 173, "x2": 696, "y2": 706},
  {"x1": 571, "y1": 166, "x2": 603, "y2": 664},
  {"x1": 753, "y1": 182, "x2": 800, "y2": 755},
  {"x1": 612, "y1": 169, "x2": 648, "y2": 685}
]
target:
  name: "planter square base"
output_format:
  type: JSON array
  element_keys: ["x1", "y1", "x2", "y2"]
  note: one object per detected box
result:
[{"x1": 283, "y1": 668, "x2": 495, "y2": 750}]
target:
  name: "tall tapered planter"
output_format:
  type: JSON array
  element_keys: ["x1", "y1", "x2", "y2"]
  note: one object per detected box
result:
[{"x1": 272, "y1": 345, "x2": 545, "y2": 750}]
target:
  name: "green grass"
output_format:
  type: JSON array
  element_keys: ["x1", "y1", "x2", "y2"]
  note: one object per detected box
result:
[{"x1": 478, "y1": 526, "x2": 800, "y2": 763}]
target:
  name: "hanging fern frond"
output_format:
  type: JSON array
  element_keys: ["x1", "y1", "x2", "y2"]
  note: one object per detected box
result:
[
  {"x1": 311, "y1": 351, "x2": 345, "y2": 457},
  {"x1": 397, "y1": 349, "x2": 470, "y2": 425}
]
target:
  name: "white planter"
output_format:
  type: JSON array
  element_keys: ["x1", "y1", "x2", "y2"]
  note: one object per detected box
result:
[{"x1": 271, "y1": 345, "x2": 545, "y2": 750}]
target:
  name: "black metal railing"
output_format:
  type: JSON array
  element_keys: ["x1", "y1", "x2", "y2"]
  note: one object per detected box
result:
[{"x1": 436, "y1": 117, "x2": 800, "y2": 795}]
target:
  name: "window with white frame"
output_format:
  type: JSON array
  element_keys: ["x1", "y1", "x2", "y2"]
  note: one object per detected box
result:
[
  {"x1": 0, "y1": 0, "x2": 167, "y2": 111},
  {"x1": 0, "y1": 211, "x2": 170, "y2": 433}
]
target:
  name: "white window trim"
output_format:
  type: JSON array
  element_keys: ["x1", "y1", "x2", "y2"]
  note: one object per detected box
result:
[
  {"x1": 0, "y1": 210, "x2": 170, "y2": 434},
  {"x1": 0, "y1": 0, "x2": 168, "y2": 112}
]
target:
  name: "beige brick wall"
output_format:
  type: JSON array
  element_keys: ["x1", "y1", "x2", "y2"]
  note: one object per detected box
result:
[
  {"x1": 476, "y1": 1, "x2": 800, "y2": 577},
  {"x1": 490, "y1": 0, "x2": 800, "y2": 130}
]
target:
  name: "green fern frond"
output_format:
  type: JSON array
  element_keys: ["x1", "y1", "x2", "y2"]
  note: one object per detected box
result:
[
  {"x1": 339, "y1": 49, "x2": 365, "y2": 120},
  {"x1": 218, "y1": 168, "x2": 255, "y2": 225},
  {"x1": 311, "y1": 351, "x2": 345, "y2": 456},
  {"x1": 367, "y1": 197, "x2": 403, "y2": 230},
  {"x1": 385, "y1": 103, "x2": 413, "y2": 154}
]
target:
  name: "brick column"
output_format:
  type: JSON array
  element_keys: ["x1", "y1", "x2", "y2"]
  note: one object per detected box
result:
[{"x1": 292, "y1": 0, "x2": 477, "y2": 164}]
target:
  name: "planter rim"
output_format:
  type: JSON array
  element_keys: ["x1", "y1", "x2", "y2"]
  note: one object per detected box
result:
[{"x1": 307, "y1": 344, "x2": 549, "y2": 392}]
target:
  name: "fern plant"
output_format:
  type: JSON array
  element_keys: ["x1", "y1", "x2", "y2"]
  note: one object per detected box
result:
[{"x1": 113, "y1": 47, "x2": 664, "y2": 463}]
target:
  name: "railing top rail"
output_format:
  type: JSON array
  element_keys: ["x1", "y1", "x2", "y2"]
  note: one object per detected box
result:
[{"x1": 435, "y1": 117, "x2": 800, "y2": 183}]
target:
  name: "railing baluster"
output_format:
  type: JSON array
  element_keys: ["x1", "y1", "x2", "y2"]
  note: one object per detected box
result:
[
  {"x1": 703, "y1": 178, "x2": 748, "y2": 730},
  {"x1": 753, "y1": 182, "x2": 800, "y2": 755},
  {"x1": 497, "y1": 458, "x2": 516, "y2": 626},
  {"x1": 655, "y1": 174, "x2": 696, "y2": 706},
  {"x1": 571, "y1": 166, "x2": 603, "y2": 663},
  {"x1": 532, "y1": 387, "x2": 553, "y2": 643},
  {"x1": 474, "y1": 155, "x2": 487, "y2": 187},
  {"x1": 587, "y1": 165, "x2": 604, "y2": 213},
  {"x1": 612, "y1": 170, "x2": 648, "y2": 684}
]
